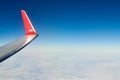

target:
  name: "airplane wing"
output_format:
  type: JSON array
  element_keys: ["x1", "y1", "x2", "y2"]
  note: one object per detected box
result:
[{"x1": 0, "y1": 10, "x2": 38, "y2": 62}]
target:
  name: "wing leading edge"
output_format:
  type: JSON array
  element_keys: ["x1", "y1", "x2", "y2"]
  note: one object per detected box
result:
[{"x1": 0, "y1": 10, "x2": 38, "y2": 62}]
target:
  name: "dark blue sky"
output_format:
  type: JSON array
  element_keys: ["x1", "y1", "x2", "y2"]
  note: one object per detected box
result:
[{"x1": 0, "y1": 0, "x2": 120, "y2": 47}]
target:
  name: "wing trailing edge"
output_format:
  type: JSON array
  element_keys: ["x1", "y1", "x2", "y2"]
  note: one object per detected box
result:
[{"x1": 0, "y1": 10, "x2": 38, "y2": 62}]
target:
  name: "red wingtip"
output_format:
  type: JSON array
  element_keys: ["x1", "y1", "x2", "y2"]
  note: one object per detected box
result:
[{"x1": 21, "y1": 10, "x2": 37, "y2": 35}]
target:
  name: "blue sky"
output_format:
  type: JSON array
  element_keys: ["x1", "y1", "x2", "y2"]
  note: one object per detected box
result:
[
  {"x1": 0, "y1": 0, "x2": 120, "y2": 51},
  {"x1": 1, "y1": 1, "x2": 120, "y2": 80}
]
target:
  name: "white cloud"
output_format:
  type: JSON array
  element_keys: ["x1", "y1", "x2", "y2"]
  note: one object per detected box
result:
[{"x1": 0, "y1": 46, "x2": 120, "y2": 80}]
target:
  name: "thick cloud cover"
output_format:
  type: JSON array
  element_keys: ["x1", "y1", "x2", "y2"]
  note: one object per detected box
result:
[{"x1": 0, "y1": 46, "x2": 120, "y2": 80}]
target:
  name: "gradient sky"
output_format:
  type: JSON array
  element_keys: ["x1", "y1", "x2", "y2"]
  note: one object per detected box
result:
[
  {"x1": 0, "y1": 0, "x2": 120, "y2": 52},
  {"x1": 1, "y1": 1, "x2": 120, "y2": 80}
]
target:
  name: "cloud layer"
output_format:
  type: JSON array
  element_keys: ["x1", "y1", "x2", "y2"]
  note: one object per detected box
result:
[{"x1": 0, "y1": 46, "x2": 120, "y2": 80}]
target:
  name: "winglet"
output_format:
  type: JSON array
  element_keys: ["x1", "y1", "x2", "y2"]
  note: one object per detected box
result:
[{"x1": 21, "y1": 10, "x2": 37, "y2": 35}]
